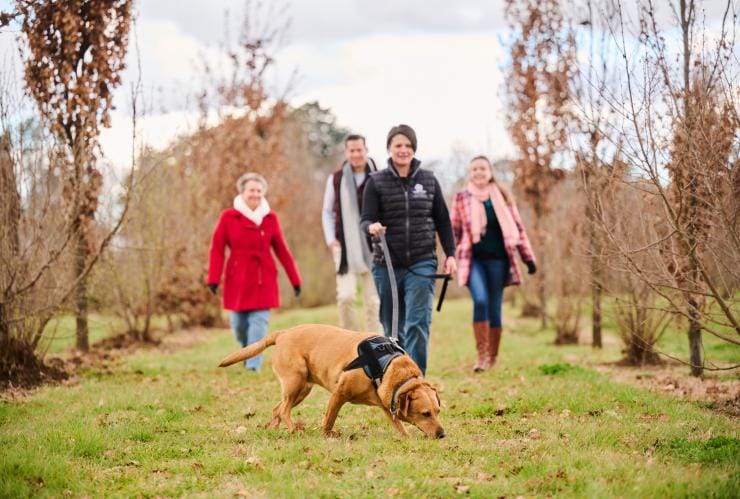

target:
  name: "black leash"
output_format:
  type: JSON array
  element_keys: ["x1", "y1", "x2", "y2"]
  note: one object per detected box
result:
[{"x1": 377, "y1": 230, "x2": 452, "y2": 327}]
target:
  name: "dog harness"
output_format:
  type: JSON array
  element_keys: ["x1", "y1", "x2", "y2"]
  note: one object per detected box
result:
[{"x1": 343, "y1": 335, "x2": 406, "y2": 387}]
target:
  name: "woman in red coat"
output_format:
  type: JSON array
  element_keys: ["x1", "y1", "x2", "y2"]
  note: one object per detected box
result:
[{"x1": 207, "y1": 172, "x2": 301, "y2": 371}]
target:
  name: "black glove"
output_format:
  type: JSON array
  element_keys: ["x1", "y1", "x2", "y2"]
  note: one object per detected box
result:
[
  {"x1": 525, "y1": 261, "x2": 537, "y2": 275},
  {"x1": 208, "y1": 283, "x2": 218, "y2": 295},
  {"x1": 293, "y1": 285, "x2": 301, "y2": 297}
]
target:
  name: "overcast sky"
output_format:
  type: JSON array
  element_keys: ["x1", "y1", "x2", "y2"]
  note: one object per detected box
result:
[
  {"x1": 0, "y1": 0, "x2": 733, "y2": 170},
  {"x1": 89, "y1": 1, "x2": 513, "y2": 168}
]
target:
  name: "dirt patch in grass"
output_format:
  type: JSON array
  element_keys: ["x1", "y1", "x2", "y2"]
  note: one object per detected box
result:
[
  {"x1": 0, "y1": 328, "x2": 212, "y2": 399},
  {"x1": 594, "y1": 362, "x2": 740, "y2": 417}
]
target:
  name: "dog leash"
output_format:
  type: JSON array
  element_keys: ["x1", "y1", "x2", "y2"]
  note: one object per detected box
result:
[
  {"x1": 377, "y1": 230, "x2": 452, "y2": 342},
  {"x1": 378, "y1": 230, "x2": 400, "y2": 341}
]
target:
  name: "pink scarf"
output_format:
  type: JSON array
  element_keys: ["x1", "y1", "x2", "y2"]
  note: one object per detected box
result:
[{"x1": 467, "y1": 181, "x2": 518, "y2": 247}]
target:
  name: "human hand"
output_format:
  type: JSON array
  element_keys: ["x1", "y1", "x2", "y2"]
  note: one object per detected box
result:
[
  {"x1": 293, "y1": 285, "x2": 301, "y2": 297},
  {"x1": 208, "y1": 283, "x2": 218, "y2": 295},
  {"x1": 525, "y1": 261, "x2": 537, "y2": 275},
  {"x1": 444, "y1": 256, "x2": 457, "y2": 275},
  {"x1": 368, "y1": 222, "x2": 385, "y2": 237}
]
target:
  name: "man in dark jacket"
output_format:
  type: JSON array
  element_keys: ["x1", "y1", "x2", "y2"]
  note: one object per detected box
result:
[
  {"x1": 321, "y1": 134, "x2": 381, "y2": 332},
  {"x1": 360, "y1": 124, "x2": 457, "y2": 374}
]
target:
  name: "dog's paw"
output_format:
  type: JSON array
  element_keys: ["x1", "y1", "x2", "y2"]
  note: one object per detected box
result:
[
  {"x1": 323, "y1": 429, "x2": 341, "y2": 439},
  {"x1": 292, "y1": 420, "x2": 306, "y2": 431},
  {"x1": 265, "y1": 417, "x2": 280, "y2": 429}
]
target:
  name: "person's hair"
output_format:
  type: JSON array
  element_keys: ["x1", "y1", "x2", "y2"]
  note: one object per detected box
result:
[
  {"x1": 344, "y1": 134, "x2": 366, "y2": 146},
  {"x1": 236, "y1": 172, "x2": 268, "y2": 194},
  {"x1": 386, "y1": 124, "x2": 417, "y2": 152},
  {"x1": 470, "y1": 155, "x2": 512, "y2": 205}
]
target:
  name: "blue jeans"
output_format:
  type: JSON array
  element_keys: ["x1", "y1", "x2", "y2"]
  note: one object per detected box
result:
[
  {"x1": 467, "y1": 258, "x2": 508, "y2": 327},
  {"x1": 230, "y1": 310, "x2": 270, "y2": 371},
  {"x1": 372, "y1": 259, "x2": 436, "y2": 375}
]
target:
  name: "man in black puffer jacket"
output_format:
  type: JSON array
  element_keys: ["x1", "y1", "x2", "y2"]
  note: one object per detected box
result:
[{"x1": 360, "y1": 124, "x2": 457, "y2": 375}]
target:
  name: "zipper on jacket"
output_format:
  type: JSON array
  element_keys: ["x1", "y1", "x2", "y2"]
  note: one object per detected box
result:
[{"x1": 404, "y1": 188, "x2": 410, "y2": 264}]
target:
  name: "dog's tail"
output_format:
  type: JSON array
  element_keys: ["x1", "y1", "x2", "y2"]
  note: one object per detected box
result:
[{"x1": 218, "y1": 330, "x2": 281, "y2": 367}]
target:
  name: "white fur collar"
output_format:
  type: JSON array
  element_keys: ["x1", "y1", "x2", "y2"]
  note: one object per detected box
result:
[{"x1": 234, "y1": 195, "x2": 271, "y2": 226}]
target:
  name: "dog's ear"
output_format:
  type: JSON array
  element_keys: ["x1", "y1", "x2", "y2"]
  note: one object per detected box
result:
[
  {"x1": 400, "y1": 390, "x2": 413, "y2": 419},
  {"x1": 428, "y1": 383, "x2": 441, "y2": 408}
]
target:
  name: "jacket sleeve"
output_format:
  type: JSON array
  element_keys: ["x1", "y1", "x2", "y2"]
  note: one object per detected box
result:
[
  {"x1": 360, "y1": 176, "x2": 379, "y2": 236},
  {"x1": 321, "y1": 174, "x2": 336, "y2": 246},
  {"x1": 509, "y1": 201, "x2": 536, "y2": 264},
  {"x1": 207, "y1": 212, "x2": 228, "y2": 285},
  {"x1": 431, "y1": 178, "x2": 455, "y2": 258},
  {"x1": 450, "y1": 192, "x2": 463, "y2": 248},
  {"x1": 270, "y1": 214, "x2": 302, "y2": 286}
]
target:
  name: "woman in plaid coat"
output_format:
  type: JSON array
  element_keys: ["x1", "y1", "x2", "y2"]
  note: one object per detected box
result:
[{"x1": 450, "y1": 156, "x2": 536, "y2": 372}]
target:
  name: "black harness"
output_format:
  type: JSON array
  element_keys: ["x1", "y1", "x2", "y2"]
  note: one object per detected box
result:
[{"x1": 343, "y1": 336, "x2": 406, "y2": 387}]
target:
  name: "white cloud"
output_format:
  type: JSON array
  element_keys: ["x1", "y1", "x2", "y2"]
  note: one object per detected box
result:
[{"x1": 278, "y1": 32, "x2": 514, "y2": 162}]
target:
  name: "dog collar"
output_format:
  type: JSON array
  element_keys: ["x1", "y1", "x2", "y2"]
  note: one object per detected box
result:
[{"x1": 391, "y1": 376, "x2": 421, "y2": 420}]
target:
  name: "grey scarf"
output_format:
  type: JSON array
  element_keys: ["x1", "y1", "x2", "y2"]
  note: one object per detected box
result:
[{"x1": 340, "y1": 162, "x2": 373, "y2": 273}]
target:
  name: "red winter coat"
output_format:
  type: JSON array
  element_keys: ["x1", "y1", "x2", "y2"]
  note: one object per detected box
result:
[{"x1": 207, "y1": 208, "x2": 301, "y2": 311}]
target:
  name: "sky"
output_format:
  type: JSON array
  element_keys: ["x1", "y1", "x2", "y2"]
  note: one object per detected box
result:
[
  {"x1": 0, "y1": 0, "x2": 733, "y2": 172},
  {"x1": 95, "y1": 1, "x2": 514, "y2": 169}
]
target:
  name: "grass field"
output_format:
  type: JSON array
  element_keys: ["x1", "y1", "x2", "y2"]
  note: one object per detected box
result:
[{"x1": 2, "y1": 299, "x2": 738, "y2": 497}]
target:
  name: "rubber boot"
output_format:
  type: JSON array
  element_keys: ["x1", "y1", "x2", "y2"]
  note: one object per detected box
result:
[
  {"x1": 488, "y1": 327, "x2": 502, "y2": 366},
  {"x1": 473, "y1": 321, "x2": 490, "y2": 372}
]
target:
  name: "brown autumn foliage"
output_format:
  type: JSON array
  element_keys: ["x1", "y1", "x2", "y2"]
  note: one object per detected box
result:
[
  {"x1": 0, "y1": 1, "x2": 134, "y2": 387},
  {"x1": 504, "y1": 0, "x2": 575, "y2": 336},
  {"x1": 92, "y1": 6, "x2": 347, "y2": 335},
  {"x1": 15, "y1": 0, "x2": 133, "y2": 351}
]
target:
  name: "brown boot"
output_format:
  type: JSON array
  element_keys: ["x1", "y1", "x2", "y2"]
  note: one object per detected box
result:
[
  {"x1": 488, "y1": 327, "x2": 502, "y2": 366},
  {"x1": 473, "y1": 321, "x2": 490, "y2": 372}
]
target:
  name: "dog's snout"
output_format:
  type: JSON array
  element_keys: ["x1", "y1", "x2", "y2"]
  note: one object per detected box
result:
[{"x1": 436, "y1": 429, "x2": 446, "y2": 439}]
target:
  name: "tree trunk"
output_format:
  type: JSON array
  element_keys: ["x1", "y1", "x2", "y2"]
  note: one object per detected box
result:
[
  {"x1": 680, "y1": 0, "x2": 703, "y2": 377},
  {"x1": 591, "y1": 277, "x2": 602, "y2": 348},
  {"x1": 74, "y1": 228, "x2": 89, "y2": 351},
  {"x1": 590, "y1": 210, "x2": 603, "y2": 349},
  {"x1": 0, "y1": 303, "x2": 9, "y2": 346},
  {"x1": 533, "y1": 212, "x2": 547, "y2": 329},
  {"x1": 688, "y1": 297, "x2": 703, "y2": 376},
  {"x1": 0, "y1": 135, "x2": 20, "y2": 347}
]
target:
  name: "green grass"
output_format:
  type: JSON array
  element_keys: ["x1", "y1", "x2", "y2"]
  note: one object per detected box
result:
[
  {"x1": 2, "y1": 299, "x2": 738, "y2": 497},
  {"x1": 42, "y1": 314, "x2": 173, "y2": 353}
]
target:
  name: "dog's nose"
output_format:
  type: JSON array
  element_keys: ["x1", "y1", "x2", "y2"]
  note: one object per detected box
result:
[{"x1": 436, "y1": 429, "x2": 446, "y2": 439}]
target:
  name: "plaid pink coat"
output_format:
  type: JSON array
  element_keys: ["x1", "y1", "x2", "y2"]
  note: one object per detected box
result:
[{"x1": 450, "y1": 188, "x2": 536, "y2": 287}]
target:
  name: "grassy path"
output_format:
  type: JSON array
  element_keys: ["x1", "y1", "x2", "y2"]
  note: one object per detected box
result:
[{"x1": 1, "y1": 299, "x2": 738, "y2": 497}]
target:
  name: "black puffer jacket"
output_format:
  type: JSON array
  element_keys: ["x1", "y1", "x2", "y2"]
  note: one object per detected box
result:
[{"x1": 360, "y1": 158, "x2": 455, "y2": 267}]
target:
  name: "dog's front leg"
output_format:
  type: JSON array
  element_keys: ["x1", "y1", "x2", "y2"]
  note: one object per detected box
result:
[
  {"x1": 321, "y1": 391, "x2": 346, "y2": 438},
  {"x1": 383, "y1": 409, "x2": 409, "y2": 437}
]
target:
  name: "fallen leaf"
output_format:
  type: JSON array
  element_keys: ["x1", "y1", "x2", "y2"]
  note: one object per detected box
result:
[{"x1": 456, "y1": 484, "x2": 470, "y2": 494}]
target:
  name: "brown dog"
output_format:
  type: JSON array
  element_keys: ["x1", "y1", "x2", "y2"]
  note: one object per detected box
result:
[{"x1": 218, "y1": 324, "x2": 445, "y2": 438}]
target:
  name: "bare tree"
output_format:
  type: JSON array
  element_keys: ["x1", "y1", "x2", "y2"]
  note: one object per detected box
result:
[
  {"x1": 584, "y1": 0, "x2": 739, "y2": 375},
  {"x1": 15, "y1": 0, "x2": 133, "y2": 351},
  {"x1": 504, "y1": 0, "x2": 575, "y2": 332}
]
